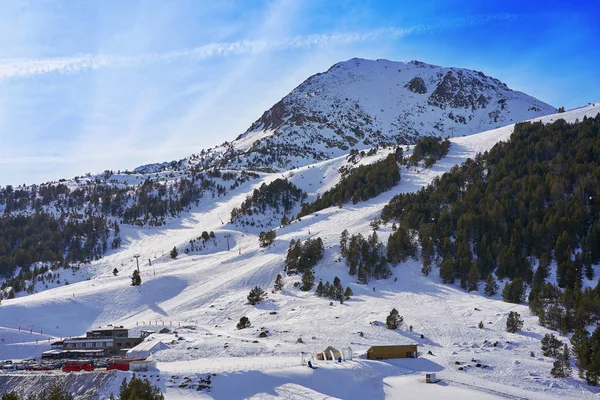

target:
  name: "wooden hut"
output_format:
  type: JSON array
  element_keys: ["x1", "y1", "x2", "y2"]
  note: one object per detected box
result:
[{"x1": 366, "y1": 344, "x2": 418, "y2": 359}]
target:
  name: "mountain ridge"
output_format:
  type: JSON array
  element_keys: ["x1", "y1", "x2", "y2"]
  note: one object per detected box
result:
[{"x1": 196, "y1": 58, "x2": 555, "y2": 172}]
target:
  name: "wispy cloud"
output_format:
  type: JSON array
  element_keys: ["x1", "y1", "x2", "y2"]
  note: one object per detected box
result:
[{"x1": 0, "y1": 13, "x2": 518, "y2": 80}]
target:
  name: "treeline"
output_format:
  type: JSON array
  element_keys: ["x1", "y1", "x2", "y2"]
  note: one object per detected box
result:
[
  {"x1": 230, "y1": 179, "x2": 306, "y2": 225},
  {"x1": 528, "y1": 275, "x2": 600, "y2": 335},
  {"x1": 381, "y1": 115, "x2": 600, "y2": 294},
  {"x1": 1, "y1": 170, "x2": 258, "y2": 226},
  {"x1": 0, "y1": 214, "x2": 114, "y2": 280},
  {"x1": 298, "y1": 154, "x2": 400, "y2": 217},
  {"x1": 405, "y1": 136, "x2": 451, "y2": 168},
  {"x1": 0, "y1": 169, "x2": 259, "y2": 291}
]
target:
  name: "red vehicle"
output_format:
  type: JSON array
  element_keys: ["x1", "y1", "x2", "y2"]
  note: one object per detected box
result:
[
  {"x1": 106, "y1": 357, "x2": 146, "y2": 371},
  {"x1": 62, "y1": 360, "x2": 94, "y2": 373}
]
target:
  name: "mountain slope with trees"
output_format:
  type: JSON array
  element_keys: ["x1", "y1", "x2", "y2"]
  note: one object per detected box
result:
[{"x1": 381, "y1": 113, "x2": 600, "y2": 333}]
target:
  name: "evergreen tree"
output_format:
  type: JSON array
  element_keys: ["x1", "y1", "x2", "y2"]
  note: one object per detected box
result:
[
  {"x1": 113, "y1": 267, "x2": 119, "y2": 276},
  {"x1": 301, "y1": 269, "x2": 315, "y2": 291},
  {"x1": 344, "y1": 286, "x2": 353, "y2": 300},
  {"x1": 170, "y1": 246, "x2": 178, "y2": 259},
  {"x1": 501, "y1": 277, "x2": 526, "y2": 304},
  {"x1": 247, "y1": 286, "x2": 267, "y2": 305},
  {"x1": 117, "y1": 375, "x2": 164, "y2": 400},
  {"x1": 131, "y1": 270, "x2": 141, "y2": 286},
  {"x1": 551, "y1": 344, "x2": 572, "y2": 378},
  {"x1": 478, "y1": 321, "x2": 484, "y2": 329},
  {"x1": 315, "y1": 281, "x2": 325, "y2": 297},
  {"x1": 273, "y1": 274, "x2": 284, "y2": 292},
  {"x1": 542, "y1": 333, "x2": 563, "y2": 358},
  {"x1": 357, "y1": 264, "x2": 368, "y2": 284},
  {"x1": 467, "y1": 262, "x2": 480, "y2": 292},
  {"x1": 419, "y1": 223, "x2": 435, "y2": 276},
  {"x1": 259, "y1": 230, "x2": 276, "y2": 248},
  {"x1": 506, "y1": 311, "x2": 523, "y2": 333},
  {"x1": 340, "y1": 229, "x2": 349, "y2": 259},
  {"x1": 237, "y1": 316, "x2": 251, "y2": 329},
  {"x1": 571, "y1": 327, "x2": 590, "y2": 378},
  {"x1": 386, "y1": 308, "x2": 403, "y2": 330},
  {"x1": 439, "y1": 258, "x2": 454, "y2": 283},
  {"x1": 484, "y1": 272, "x2": 498, "y2": 296},
  {"x1": 586, "y1": 350, "x2": 600, "y2": 385}
]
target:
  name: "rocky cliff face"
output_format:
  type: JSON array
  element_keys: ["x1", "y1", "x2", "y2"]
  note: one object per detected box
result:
[{"x1": 191, "y1": 58, "x2": 554, "y2": 172}]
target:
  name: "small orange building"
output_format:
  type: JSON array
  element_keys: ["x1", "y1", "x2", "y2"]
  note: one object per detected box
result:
[{"x1": 366, "y1": 344, "x2": 418, "y2": 359}]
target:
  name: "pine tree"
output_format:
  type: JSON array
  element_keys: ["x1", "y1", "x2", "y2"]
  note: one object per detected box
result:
[
  {"x1": 467, "y1": 263, "x2": 479, "y2": 292},
  {"x1": 570, "y1": 327, "x2": 590, "y2": 378},
  {"x1": 113, "y1": 268, "x2": 119, "y2": 276},
  {"x1": 501, "y1": 277, "x2": 525, "y2": 304},
  {"x1": 551, "y1": 344, "x2": 572, "y2": 378},
  {"x1": 439, "y1": 257, "x2": 454, "y2": 283},
  {"x1": 484, "y1": 272, "x2": 498, "y2": 296},
  {"x1": 301, "y1": 269, "x2": 315, "y2": 291},
  {"x1": 506, "y1": 311, "x2": 523, "y2": 333},
  {"x1": 274, "y1": 274, "x2": 284, "y2": 291},
  {"x1": 562, "y1": 344, "x2": 572, "y2": 377},
  {"x1": 478, "y1": 321, "x2": 484, "y2": 329},
  {"x1": 340, "y1": 229, "x2": 349, "y2": 258},
  {"x1": 541, "y1": 333, "x2": 563, "y2": 358},
  {"x1": 237, "y1": 316, "x2": 251, "y2": 329},
  {"x1": 131, "y1": 270, "x2": 141, "y2": 286},
  {"x1": 247, "y1": 286, "x2": 267, "y2": 305},
  {"x1": 315, "y1": 281, "x2": 325, "y2": 297},
  {"x1": 357, "y1": 264, "x2": 368, "y2": 284},
  {"x1": 344, "y1": 286, "x2": 353, "y2": 300},
  {"x1": 386, "y1": 308, "x2": 403, "y2": 330},
  {"x1": 259, "y1": 230, "x2": 276, "y2": 248},
  {"x1": 586, "y1": 349, "x2": 600, "y2": 385},
  {"x1": 170, "y1": 246, "x2": 178, "y2": 259},
  {"x1": 117, "y1": 375, "x2": 163, "y2": 400}
]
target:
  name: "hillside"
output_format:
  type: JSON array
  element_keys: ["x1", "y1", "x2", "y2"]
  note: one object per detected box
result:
[
  {"x1": 0, "y1": 58, "x2": 555, "y2": 295},
  {"x1": 1, "y1": 104, "x2": 599, "y2": 399}
]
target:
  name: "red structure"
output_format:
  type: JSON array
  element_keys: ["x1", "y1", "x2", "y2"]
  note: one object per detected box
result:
[
  {"x1": 106, "y1": 357, "x2": 146, "y2": 371},
  {"x1": 62, "y1": 359, "x2": 94, "y2": 372}
]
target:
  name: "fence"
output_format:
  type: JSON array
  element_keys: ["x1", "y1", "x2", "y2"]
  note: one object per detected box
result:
[{"x1": 136, "y1": 320, "x2": 184, "y2": 328}]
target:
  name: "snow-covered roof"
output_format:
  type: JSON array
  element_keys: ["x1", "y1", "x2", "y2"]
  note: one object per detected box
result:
[{"x1": 126, "y1": 340, "x2": 170, "y2": 354}]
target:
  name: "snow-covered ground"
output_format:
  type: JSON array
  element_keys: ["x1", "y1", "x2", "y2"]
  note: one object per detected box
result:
[{"x1": 1, "y1": 104, "x2": 600, "y2": 399}]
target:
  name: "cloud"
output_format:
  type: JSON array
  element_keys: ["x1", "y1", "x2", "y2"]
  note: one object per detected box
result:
[{"x1": 0, "y1": 13, "x2": 518, "y2": 80}]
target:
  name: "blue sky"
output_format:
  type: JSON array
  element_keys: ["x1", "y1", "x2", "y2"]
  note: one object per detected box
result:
[{"x1": 0, "y1": 0, "x2": 598, "y2": 186}]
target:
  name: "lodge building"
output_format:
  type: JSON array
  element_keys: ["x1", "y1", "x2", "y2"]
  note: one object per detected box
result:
[{"x1": 42, "y1": 326, "x2": 143, "y2": 359}]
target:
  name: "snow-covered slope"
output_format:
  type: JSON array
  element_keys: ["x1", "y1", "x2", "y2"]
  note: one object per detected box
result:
[
  {"x1": 1, "y1": 104, "x2": 599, "y2": 399},
  {"x1": 195, "y1": 58, "x2": 555, "y2": 172}
]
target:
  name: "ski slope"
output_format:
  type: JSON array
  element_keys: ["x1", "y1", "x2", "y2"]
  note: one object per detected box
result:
[{"x1": 1, "y1": 104, "x2": 600, "y2": 399}]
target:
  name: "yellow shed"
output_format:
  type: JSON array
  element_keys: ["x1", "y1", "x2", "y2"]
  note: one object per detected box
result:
[{"x1": 366, "y1": 345, "x2": 418, "y2": 359}]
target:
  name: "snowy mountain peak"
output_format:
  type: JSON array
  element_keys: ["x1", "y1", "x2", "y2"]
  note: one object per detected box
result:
[{"x1": 209, "y1": 58, "x2": 555, "y2": 172}]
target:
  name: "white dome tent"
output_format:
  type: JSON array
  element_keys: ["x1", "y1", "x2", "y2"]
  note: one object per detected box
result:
[{"x1": 341, "y1": 346, "x2": 353, "y2": 361}]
